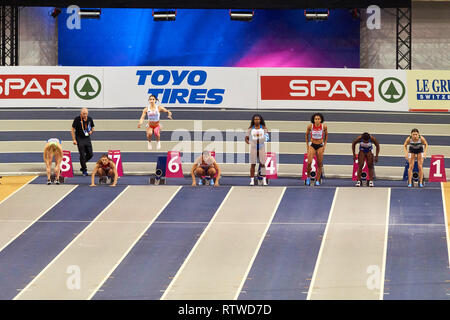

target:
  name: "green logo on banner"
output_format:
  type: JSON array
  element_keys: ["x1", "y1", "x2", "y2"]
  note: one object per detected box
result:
[
  {"x1": 379, "y1": 77, "x2": 406, "y2": 103},
  {"x1": 74, "y1": 74, "x2": 101, "y2": 100}
]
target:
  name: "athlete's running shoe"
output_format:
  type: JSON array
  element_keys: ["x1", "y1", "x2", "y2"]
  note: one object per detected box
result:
[
  {"x1": 315, "y1": 180, "x2": 320, "y2": 186},
  {"x1": 55, "y1": 180, "x2": 60, "y2": 185},
  {"x1": 209, "y1": 179, "x2": 214, "y2": 186},
  {"x1": 47, "y1": 180, "x2": 51, "y2": 185},
  {"x1": 305, "y1": 178, "x2": 311, "y2": 186},
  {"x1": 250, "y1": 179, "x2": 254, "y2": 186},
  {"x1": 156, "y1": 141, "x2": 161, "y2": 150},
  {"x1": 198, "y1": 179, "x2": 203, "y2": 186},
  {"x1": 369, "y1": 181, "x2": 374, "y2": 187},
  {"x1": 355, "y1": 181, "x2": 361, "y2": 187},
  {"x1": 419, "y1": 183, "x2": 424, "y2": 188},
  {"x1": 408, "y1": 183, "x2": 412, "y2": 188},
  {"x1": 147, "y1": 141, "x2": 152, "y2": 150}
]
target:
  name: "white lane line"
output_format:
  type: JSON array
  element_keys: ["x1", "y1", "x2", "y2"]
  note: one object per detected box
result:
[
  {"x1": 0, "y1": 185, "x2": 78, "y2": 254},
  {"x1": 379, "y1": 188, "x2": 391, "y2": 300},
  {"x1": 13, "y1": 186, "x2": 130, "y2": 300},
  {"x1": 86, "y1": 185, "x2": 182, "y2": 300},
  {"x1": 0, "y1": 175, "x2": 39, "y2": 206},
  {"x1": 234, "y1": 187, "x2": 287, "y2": 300},
  {"x1": 441, "y1": 182, "x2": 450, "y2": 269},
  {"x1": 160, "y1": 186, "x2": 234, "y2": 300},
  {"x1": 306, "y1": 187, "x2": 339, "y2": 300}
]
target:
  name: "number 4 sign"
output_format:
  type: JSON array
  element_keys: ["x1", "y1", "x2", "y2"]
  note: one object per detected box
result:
[
  {"x1": 429, "y1": 155, "x2": 447, "y2": 182},
  {"x1": 108, "y1": 150, "x2": 123, "y2": 177},
  {"x1": 166, "y1": 151, "x2": 184, "y2": 178},
  {"x1": 265, "y1": 152, "x2": 278, "y2": 179},
  {"x1": 60, "y1": 150, "x2": 73, "y2": 178}
]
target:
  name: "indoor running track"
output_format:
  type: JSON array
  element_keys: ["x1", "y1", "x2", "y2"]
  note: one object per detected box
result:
[{"x1": 0, "y1": 176, "x2": 449, "y2": 300}]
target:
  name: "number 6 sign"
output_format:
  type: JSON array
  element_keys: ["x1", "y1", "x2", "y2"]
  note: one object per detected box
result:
[
  {"x1": 429, "y1": 155, "x2": 447, "y2": 182},
  {"x1": 166, "y1": 151, "x2": 184, "y2": 178},
  {"x1": 108, "y1": 150, "x2": 124, "y2": 177},
  {"x1": 60, "y1": 150, "x2": 73, "y2": 178}
]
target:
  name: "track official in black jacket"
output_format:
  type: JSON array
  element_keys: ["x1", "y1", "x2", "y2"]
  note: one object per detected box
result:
[{"x1": 71, "y1": 108, "x2": 95, "y2": 176}]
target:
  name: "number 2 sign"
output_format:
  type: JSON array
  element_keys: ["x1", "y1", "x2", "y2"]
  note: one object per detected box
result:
[{"x1": 60, "y1": 150, "x2": 73, "y2": 178}]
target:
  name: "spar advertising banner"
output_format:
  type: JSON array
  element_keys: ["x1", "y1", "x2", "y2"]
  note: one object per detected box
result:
[
  {"x1": 103, "y1": 67, "x2": 258, "y2": 108},
  {"x1": 258, "y1": 68, "x2": 409, "y2": 111},
  {"x1": 407, "y1": 70, "x2": 450, "y2": 112},
  {"x1": 0, "y1": 66, "x2": 104, "y2": 107}
]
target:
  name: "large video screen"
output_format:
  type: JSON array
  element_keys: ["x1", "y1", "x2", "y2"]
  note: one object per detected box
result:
[{"x1": 58, "y1": 9, "x2": 360, "y2": 68}]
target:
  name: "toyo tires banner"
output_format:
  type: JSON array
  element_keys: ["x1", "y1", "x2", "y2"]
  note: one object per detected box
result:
[{"x1": 1, "y1": 66, "x2": 446, "y2": 111}]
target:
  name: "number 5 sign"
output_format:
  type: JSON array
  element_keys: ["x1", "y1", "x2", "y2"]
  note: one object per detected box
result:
[
  {"x1": 265, "y1": 152, "x2": 278, "y2": 179},
  {"x1": 60, "y1": 150, "x2": 74, "y2": 178},
  {"x1": 166, "y1": 151, "x2": 184, "y2": 178},
  {"x1": 108, "y1": 150, "x2": 123, "y2": 177},
  {"x1": 429, "y1": 155, "x2": 447, "y2": 182}
]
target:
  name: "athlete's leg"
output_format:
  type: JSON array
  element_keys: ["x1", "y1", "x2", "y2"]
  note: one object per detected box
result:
[
  {"x1": 316, "y1": 147, "x2": 324, "y2": 181},
  {"x1": 194, "y1": 167, "x2": 206, "y2": 177},
  {"x1": 357, "y1": 150, "x2": 366, "y2": 181},
  {"x1": 366, "y1": 151, "x2": 374, "y2": 181},
  {"x1": 54, "y1": 153, "x2": 62, "y2": 180},
  {"x1": 44, "y1": 152, "x2": 52, "y2": 181},
  {"x1": 417, "y1": 152, "x2": 424, "y2": 184},
  {"x1": 408, "y1": 152, "x2": 416, "y2": 185},
  {"x1": 146, "y1": 127, "x2": 154, "y2": 142},
  {"x1": 306, "y1": 145, "x2": 315, "y2": 177},
  {"x1": 207, "y1": 167, "x2": 216, "y2": 178}
]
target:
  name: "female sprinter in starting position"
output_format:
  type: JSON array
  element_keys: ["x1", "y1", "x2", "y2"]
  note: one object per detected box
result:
[
  {"x1": 305, "y1": 113, "x2": 328, "y2": 186},
  {"x1": 245, "y1": 114, "x2": 269, "y2": 186},
  {"x1": 43, "y1": 138, "x2": 63, "y2": 185},
  {"x1": 191, "y1": 150, "x2": 221, "y2": 186},
  {"x1": 138, "y1": 94, "x2": 173, "y2": 150},
  {"x1": 403, "y1": 128, "x2": 428, "y2": 188},
  {"x1": 90, "y1": 154, "x2": 118, "y2": 187},
  {"x1": 352, "y1": 132, "x2": 380, "y2": 187}
]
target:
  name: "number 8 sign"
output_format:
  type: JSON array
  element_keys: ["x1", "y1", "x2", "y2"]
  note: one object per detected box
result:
[
  {"x1": 166, "y1": 151, "x2": 184, "y2": 178},
  {"x1": 60, "y1": 150, "x2": 73, "y2": 178}
]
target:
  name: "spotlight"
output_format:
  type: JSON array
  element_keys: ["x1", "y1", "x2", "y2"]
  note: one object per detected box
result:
[
  {"x1": 229, "y1": 9, "x2": 254, "y2": 21},
  {"x1": 152, "y1": 9, "x2": 177, "y2": 21},
  {"x1": 304, "y1": 9, "x2": 329, "y2": 21},
  {"x1": 50, "y1": 7, "x2": 61, "y2": 18},
  {"x1": 78, "y1": 8, "x2": 101, "y2": 19}
]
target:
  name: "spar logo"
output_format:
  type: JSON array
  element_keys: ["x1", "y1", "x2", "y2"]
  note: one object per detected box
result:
[
  {"x1": 136, "y1": 69, "x2": 224, "y2": 104},
  {"x1": 260, "y1": 76, "x2": 374, "y2": 101},
  {"x1": 378, "y1": 77, "x2": 406, "y2": 103},
  {"x1": 0, "y1": 75, "x2": 69, "y2": 99},
  {"x1": 415, "y1": 78, "x2": 450, "y2": 101},
  {"x1": 74, "y1": 74, "x2": 101, "y2": 100}
]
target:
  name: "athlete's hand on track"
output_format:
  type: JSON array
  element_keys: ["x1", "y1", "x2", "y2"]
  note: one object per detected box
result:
[
  {"x1": 137, "y1": 123, "x2": 141, "y2": 128},
  {"x1": 110, "y1": 184, "x2": 116, "y2": 187},
  {"x1": 73, "y1": 140, "x2": 77, "y2": 145},
  {"x1": 214, "y1": 181, "x2": 219, "y2": 187},
  {"x1": 191, "y1": 181, "x2": 196, "y2": 186}
]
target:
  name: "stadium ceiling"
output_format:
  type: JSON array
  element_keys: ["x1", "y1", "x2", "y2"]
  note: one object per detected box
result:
[{"x1": 2, "y1": 0, "x2": 411, "y2": 8}]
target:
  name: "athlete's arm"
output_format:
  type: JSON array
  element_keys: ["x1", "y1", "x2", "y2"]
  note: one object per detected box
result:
[
  {"x1": 71, "y1": 127, "x2": 77, "y2": 145},
  {"x1": 323, "y1": 124, "x2": 328, "y2": 150},
  {"x1": 352, "y1": 136, "x2": 361, "y2": 160},
  {"x1": 421, "y1": 136, "x2": 429, "y2": 158},
  {"x1": 403, "y1": 137, "x2": 410, "y2": 159},
  {"x1": 214, "y1": 161, "x2": 221, "y2": 186},
  {"x1": 191, "y1": 158, "x2": 199, "y2": 186},
  {"x1": 305, "y1": 124, "x2": 312, "y2": 151},
  {"x1": 90, "y1": 164, "x2": 99, "y2": 186},
  {"x1": 245, "y1": 130, "x2": 250, "y2": 144},
  {"x1": 159, "y1": 106, "x2": 173, "y2": 119},
  {"x1": 137, "y1": 107, "x2": 147, "y2": 128},
  {"x1": 372, "y1": 136, "x2": 380, "y2": 163}
]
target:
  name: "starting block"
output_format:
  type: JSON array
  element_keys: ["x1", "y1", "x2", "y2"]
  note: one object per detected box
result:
[
  {"x1": 403, "y1": 160, "x2": 422, "y2": 187},
  {"x1": 352, "y1": 154, "x2": 370, "y2": 185},
  {"x1": 50, "y1": 174, "x2": 65, "y2": 184},
  {"x1": 256, "y1": 163, "x2": 268, "y2": 186},
  {"x1": 150, "y1": 156, "x2": 167, "y2": 185},
  {"x1": 99, "y1": 176, "x2": 112, "y2": 185},
  {"x1": 302, "y1": 154, "x2": 323, "y2": 186}
]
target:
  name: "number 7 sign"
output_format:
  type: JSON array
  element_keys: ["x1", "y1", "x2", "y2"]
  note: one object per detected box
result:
[{"x1": 108, "y1": 150, "x2": 123, "y2": 177}]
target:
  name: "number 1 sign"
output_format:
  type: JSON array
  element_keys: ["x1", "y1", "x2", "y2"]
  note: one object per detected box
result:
[
  {"x1": 429, "y1": 155, "x2": 447, "y2": 182},
  {"x1": 166, "y1": 151, "x2": 184, "y2": 178}
]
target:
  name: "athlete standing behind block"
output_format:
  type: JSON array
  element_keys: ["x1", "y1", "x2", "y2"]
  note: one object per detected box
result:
[
  {"x1": 43, "y1": 138, "x2": 63, "y2": 185},
  {"x1": 245, "y1": 114, "x2": 269, "y2": 186},
  {"x1": 90, "y1": 154, "x2": 118, "y2": 187},
  {"x1": 305, "y1": 113, "x2": 328, "y2": 186},
  {"x1": 352, "y1": 132, "x2": 380, "y2": 187},
  {"x1": 137, "y1": 94, "x2": 173, "y2": 150},
  {"x1": 403, "y1": 128, "x2": 428, "y2": 188}
]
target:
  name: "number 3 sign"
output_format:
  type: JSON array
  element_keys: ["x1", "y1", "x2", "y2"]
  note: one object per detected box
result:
[{"x1": 166, "y1": 151, "x2": 184, "y2": 178}]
